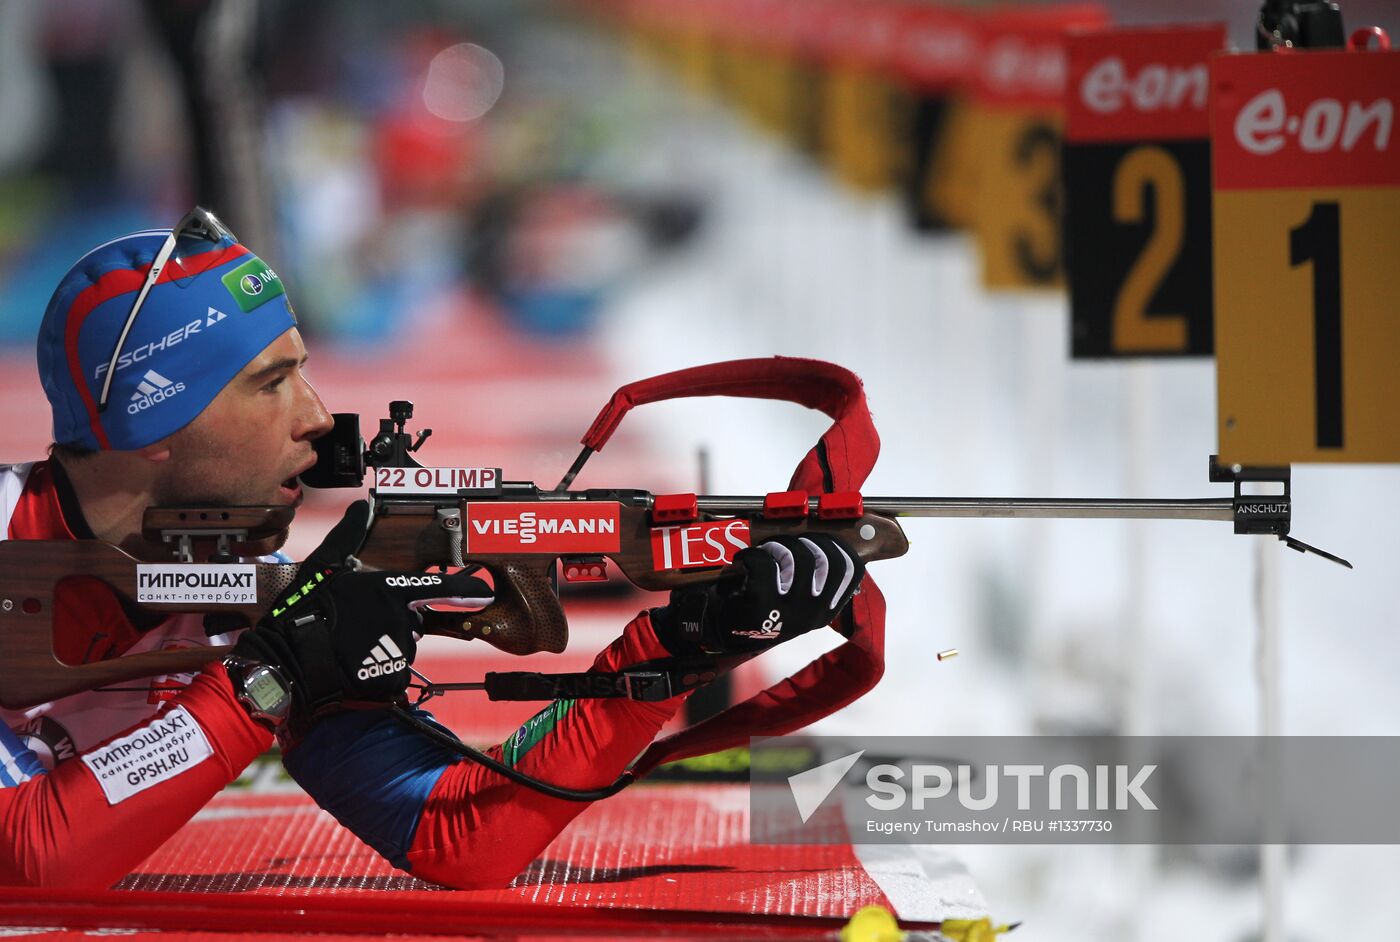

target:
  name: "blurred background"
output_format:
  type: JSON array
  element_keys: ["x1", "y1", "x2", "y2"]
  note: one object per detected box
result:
[{"x1": 1, "y1": 1, "x2": 1397, "y2": 939}]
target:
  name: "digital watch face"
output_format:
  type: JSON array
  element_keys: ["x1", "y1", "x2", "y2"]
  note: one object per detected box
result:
[{"x1": 245, "y1": 666, "x2": 291, "y2": 716}]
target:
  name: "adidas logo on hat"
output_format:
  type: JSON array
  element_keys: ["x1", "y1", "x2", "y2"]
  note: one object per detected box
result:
[
  {"x1": 358, "y1": 634, "x2": 408, "y2": 680},
  {"x1": 127, "y1": 370, "x2": 186, "y2": 416}
]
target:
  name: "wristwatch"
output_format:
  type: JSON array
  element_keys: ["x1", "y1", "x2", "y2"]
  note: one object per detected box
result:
[{"x1": 223, "y1": 655, "x2": 293, "y2": 730}]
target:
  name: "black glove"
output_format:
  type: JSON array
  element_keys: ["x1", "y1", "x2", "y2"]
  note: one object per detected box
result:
[
  {"x1": 651, "y1": 534, "x2": 865, "y2": 656},
  {"x1": 231, "y1": 500, "x2": 492, "y2": 736}
]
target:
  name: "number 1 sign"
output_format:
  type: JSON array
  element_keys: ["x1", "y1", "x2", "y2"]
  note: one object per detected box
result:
[{"x1": 1212, "y1": 48, "x2": 1399, "y2": 464}]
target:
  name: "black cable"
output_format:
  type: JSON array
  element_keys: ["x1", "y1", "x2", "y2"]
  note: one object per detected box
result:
[{"x1": 389, "y1": 704, "x2": 636, "y2": 802}]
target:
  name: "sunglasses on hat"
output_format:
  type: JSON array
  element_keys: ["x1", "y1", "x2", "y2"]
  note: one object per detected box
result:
[{"x1": 96, "y1": 206, "x2": 237, "y2": 412}]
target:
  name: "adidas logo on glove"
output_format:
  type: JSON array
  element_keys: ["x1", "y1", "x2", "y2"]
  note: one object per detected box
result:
[
  {"x1": 358, "y1": 634, "x2": 408, "y2": 679},
  {"x1": 384, "y1": 574, "x2": 443, "y2": 588},
  {"x1": 736, "y1": 608, "x2": 783, "y2": 641}
]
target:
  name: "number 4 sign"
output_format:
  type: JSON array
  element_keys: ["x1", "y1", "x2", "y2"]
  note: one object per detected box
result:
[{"x1": 1212, "y1": 48, "x2": 1400, "y2": 464}]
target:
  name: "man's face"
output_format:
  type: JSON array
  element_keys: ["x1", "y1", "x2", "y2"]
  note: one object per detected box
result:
[{"x1": 155, "y1": 328, "x2": 333, "y2": 550}]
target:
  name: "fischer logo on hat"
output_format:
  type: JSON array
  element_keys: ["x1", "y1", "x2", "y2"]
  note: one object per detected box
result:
[{"x1": 38, "y1": 226, "x2": 298, "y2": 451}]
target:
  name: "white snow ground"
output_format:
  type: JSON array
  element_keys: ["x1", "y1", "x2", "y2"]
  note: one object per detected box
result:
[{"x1": 584, "y1": 36, "x2": 1400, "y2": 942}]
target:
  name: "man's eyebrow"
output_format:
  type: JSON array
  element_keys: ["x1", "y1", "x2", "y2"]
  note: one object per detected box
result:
[{"x1": 245, "y1": 355, "x2": 308, "y2": 381}]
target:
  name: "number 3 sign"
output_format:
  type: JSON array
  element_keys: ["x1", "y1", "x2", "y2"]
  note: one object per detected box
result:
[
  {"x1": 968, "y1": 4, "x2": 1109, "y2": 290},
  {"x1": 1212, "y1": 48, "x2": 1399, "y2": 464}
]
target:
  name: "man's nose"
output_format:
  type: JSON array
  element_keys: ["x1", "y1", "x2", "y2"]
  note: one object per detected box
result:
[{"x1": 297, "y1": 378, "x2": 335, "y2": 441}]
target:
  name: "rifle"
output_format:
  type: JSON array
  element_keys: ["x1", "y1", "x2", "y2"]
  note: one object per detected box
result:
[{"x1": 0, "y1": 371, "x2": 1348, "y2": 713}]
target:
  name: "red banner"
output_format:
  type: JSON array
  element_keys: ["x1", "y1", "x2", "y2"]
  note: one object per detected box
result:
[
  {"x1": 892, "y1": 4, "x2": 980, "y2": 92},
  {"x1": 972, "y1": 4, "x2": 1110, "y2": 111},
  {"x1": 1065, "y1": 23, "x2": 1226, "y2": 143},
  {"x1": 810, "y1": 0, "x2": 904, "y2": 70},
  {"x1": 1213, "y1": 49, "x2": 1400, "y2": 190}
]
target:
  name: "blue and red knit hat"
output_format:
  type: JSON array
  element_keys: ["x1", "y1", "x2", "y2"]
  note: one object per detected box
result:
[{"x1": 38, "y1": 222, "x2": 297, "y2": 451}]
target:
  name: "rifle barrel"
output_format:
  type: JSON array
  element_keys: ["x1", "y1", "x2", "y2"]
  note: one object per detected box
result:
[{"x1": 694, "y1": 496, "x2": 1235, "y2": 522}]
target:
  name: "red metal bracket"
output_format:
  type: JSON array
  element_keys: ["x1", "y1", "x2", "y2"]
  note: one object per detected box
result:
[
  {"x1": 763, "y1": 491, "x2": 810, "y2": 519},
  {"x1": 816, "y1": 492, "x2": 864, "y2": 520},
  {"x1": 652, "y1": 493, "x2": 700, "y2": 524}
]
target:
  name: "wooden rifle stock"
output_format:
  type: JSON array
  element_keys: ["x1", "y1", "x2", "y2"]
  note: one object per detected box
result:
[{"x1": 0, "y1": 499, "x2": 911, "y2": 709}]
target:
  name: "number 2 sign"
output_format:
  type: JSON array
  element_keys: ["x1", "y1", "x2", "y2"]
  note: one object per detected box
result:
[
  {"x1": 1212, "y1": 48, "x2": 1400, "y2": 464},
  {"x1": 1063, "y1": 24, "x2": 1226, "y2": 358}
]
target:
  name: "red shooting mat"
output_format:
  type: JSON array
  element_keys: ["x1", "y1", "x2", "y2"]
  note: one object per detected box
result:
[{"x1": 0, "y1": 784, "x2": 907, "y2": 938}]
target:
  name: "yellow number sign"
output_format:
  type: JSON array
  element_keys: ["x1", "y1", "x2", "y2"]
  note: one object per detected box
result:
[
  {"x1": 1063, "y1": 24, "x2": 1226, "y2": 358},
  {"x1": 1213, "y1": 49, "x2": 1400, "y2": 463},
  {"x1": 968, "y1": 5, "x2": 1109, "y2": 290}
]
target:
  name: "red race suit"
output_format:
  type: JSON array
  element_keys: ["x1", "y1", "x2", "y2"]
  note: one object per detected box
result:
[{"x1": 0, "y1": 459, "x2": 689, "y2": 889}]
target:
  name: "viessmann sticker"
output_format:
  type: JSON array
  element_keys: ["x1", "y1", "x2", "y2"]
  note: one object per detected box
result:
[
  {"x1": 463, "y1": 502, "x2": 622, "y2": 553},
  {"x1": 81, "y1": 706, "x2": 214, "y2": 805},
  {"x1": 137, "y1": 565, "x2": 257, "y2": 604}
]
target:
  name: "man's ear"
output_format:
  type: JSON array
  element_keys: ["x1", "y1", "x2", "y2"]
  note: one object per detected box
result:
[{"x1": 137, "y1": 440, "x2": 172, "y2": 463}]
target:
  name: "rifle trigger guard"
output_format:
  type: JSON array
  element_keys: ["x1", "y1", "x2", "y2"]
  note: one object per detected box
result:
[{"x1": 436, "y1": 507, "x2": 464, "y2": 567}]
